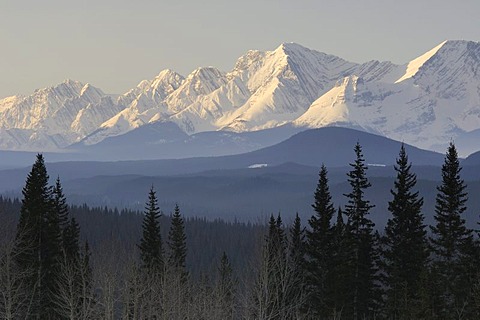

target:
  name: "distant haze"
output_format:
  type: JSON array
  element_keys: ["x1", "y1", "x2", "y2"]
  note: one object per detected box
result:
[{"x1": 1, "y1": 0, "x2": 479, "y2": 99}]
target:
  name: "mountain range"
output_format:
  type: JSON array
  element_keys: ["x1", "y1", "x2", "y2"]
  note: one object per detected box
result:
[{"x1": 0, "y1": 40, "x2": 479, "y2": 157}]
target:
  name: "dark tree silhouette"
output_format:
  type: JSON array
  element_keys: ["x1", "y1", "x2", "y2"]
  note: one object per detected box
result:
[
  {"x1": 139, "y1": 186, "x2": 164, "y2": 272},
  {"x1": 343, "y1": 143, "x2": 379, "y2": 320}
]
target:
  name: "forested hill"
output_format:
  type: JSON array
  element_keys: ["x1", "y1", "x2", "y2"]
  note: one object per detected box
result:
[
  {"x1": 0, "y1": 196, "x2": 263, "y2": 276},
  {"x1": 1, "y1": 142, "x2": 480, "y2": 319}
]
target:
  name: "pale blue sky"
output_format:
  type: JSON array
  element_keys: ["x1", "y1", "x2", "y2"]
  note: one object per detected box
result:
[{"x1": 0, "y1": 0, "x2": 478, "y2": 98}]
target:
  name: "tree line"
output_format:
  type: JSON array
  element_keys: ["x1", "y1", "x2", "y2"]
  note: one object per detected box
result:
[{"x1": 0, "y1": 142, "x2": 479, "y2": 319}]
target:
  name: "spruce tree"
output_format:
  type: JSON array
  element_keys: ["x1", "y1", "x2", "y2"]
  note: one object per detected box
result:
[
  {"x1": 430, "y1": 142, "x2": 477, "y2": 318},
  {"x1": 257, "y1": 214, "x2": 288, "y2": 319},
  {"x1": 139, "y1": 186, "x2": 163, "y2": 272},
  {"x1": 305, "y1": 164, "x2": 336, "y2": 318},
  {"x1": 289, "y1": 213, "x2": 305, "y2": 268},
  {"x1": 269, "y1": 214, "x2": 287, "y2": 263},
  {"x1": 287, "y1": 213, "x2": 306, "y2": 317},
  {"x1": 216, "y1": 252, "x2": 236, "y2": 319},
  {"x1": 343, "y1": 142, "x2": 378, "y2": 320},
  {"x1": 52, "y1": 177, "x2": 69, "y2": 232},
  {"x1": 52, "y1": 177, "x2": 80, "y2": 263},
  {"x1": 14, "y1": 154, "x2": 62, "y2": 319},
  {"x1": 79, "y1": 241, "x2": 95, "y2": 318},
  {"x1": 167, "y1": 204, "x2": 187, "y2": 278},
  {"x1": 63, "y1": 217, "x2": 81, "y2": 263},
  {"x1": 382, "y1": 144, "x2": 428, "y2": 318},
  {"x1": 330, "y1": 207, "x2": 351, "y2": 318}
]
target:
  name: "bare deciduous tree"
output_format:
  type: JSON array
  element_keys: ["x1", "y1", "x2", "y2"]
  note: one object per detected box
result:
[
  {"x1": 0, "y1": 217, "x2": 37, "y2": 320},
  {"x1": 53, "y1": 257, "x2": 96, "y2": 320}
]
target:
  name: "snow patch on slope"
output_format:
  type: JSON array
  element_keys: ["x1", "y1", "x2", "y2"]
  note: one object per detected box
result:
[{"x1": 395, "y1": 41, "x2": 446, "y2": 83}]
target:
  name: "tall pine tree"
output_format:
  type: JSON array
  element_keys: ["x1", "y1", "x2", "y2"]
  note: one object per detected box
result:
[
  {"x1": 14, "y1": 154, "x2": 63, "y2": 319},
  {"x1": 343, "y1": 142, "x2": 379, "y2": 320},
  {"x1": 254, "y1": 214, "x2": 288, "y2": 319},
  {"x1": 382, "y1": 144, "x2": 428, "y2": 318},
  {"x1": 305, "y1": 164, "x2": 336, "y2": 318},
  {"x1": 330, "y1": 207, "x2": 351, "y2": 319},
  {"x1": 215, "y1": 252, "x2": 237, "y2": 319},
  {"x1": 289, "y1": 213, "x2": 305, "y2": 271},
  {"x1": 62, "y1": 217, "x2": 81, "y2": 263},
  {"x1": 287, "y1": 213, "x2": 306, "y2": 317},
  {"x1": 52, "y1": 177, "x2": 69, "y2": 232},
  {"x1": 139, "y1": 186, "x2": 164, "y2": 272},
  {"x1": 167, "y1": 204, "x2": 187, "y2": 279},
  {"x1": 430, "y1": 142, "x2": 477, "y2": 318},
  {"x1": 52, "y1": 177, "x2": 80, "y2": 262}
]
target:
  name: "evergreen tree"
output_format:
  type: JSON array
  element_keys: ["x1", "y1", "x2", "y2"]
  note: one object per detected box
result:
[
  {"x1": 253, "y1": 214, "x2": 288, "y2": 319},
  {"x1": 382, "y1": 144, "x2": 428, "y2": 319},
  {"x1": 167, "y1": 204, "x2": 187, "y2": 278},
  {"x1": 255, "y1": 213, "x2": 307, "y2": 318},
  {"x1": 305, "y1": 164, "x2": 336, "y2": 318},
  {"x1": 63, "y1": 217, "x2": 81, "y2": 263},
  {"x1": 14, "y1": 154, "x2": 63, "y2": 319},
  {"x1": 330, "y1": 207, "x2": 351, "y2": 319},
  {"x1": 268, "y1": 214, "x2": 287, "y2": 265},
  {"x1": 289, "y1": 213, "x2": 305, "y2": 268},
  {"x1": 52, "y1": 177, "x2": 69, "y2": 232},
  {"x1": 138, "y1": 186, "x2": 164, "y2": 272},
  {"x1": 343, "y1": 142, "x2": 379, "y2": 320},
  {"x1": 163, "y1": 204, "x2": 189, "y2": 318},
  {"x1": 215, "y1": 252, "x2": 236, "y2": 319},
  {"x1": 288, "y1": 213, "x2": 306, "y2": 317},
  {"x1": 430, "y1": 142, "x2": 477, "y2": 318},
  {"x1": 79, "y1": 241, "x2": 95, "y2": 318},
  {"x1": 52, "y1": 177, "x2": 80, "y2": 263}
]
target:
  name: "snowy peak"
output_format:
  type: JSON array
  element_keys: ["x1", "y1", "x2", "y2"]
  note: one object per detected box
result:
[
  {"x1": 0, "y1": 79, "x2": 123, "y2": 150},
  {"x1": 412, "y1": 40, "x2": 480, "y2": 100},
  {"x1": 274, "y1": 42, "x2": 358, "y2": 98},
  {"x1": 0, "y1": 79, "x2": 93, "y2": 130},
  {"x1": 47, "y1": 79, "x2": 86, "y2": 95},
  {"x1": 231, "y1": 50, "x2": 266, "y2": 74},
  {"x1": 165, "y1": 66, "x2": 227, "y2": 112},
  {"x1": 152, "y1": 69, "x2": 184, "y2": 90},
  {"x1": 294, "y1": 40, "x2": 480, "y2": 154},
  {"x1": 1, "y1": 40, "x2": 480, "y2": 155},
  {"x1": 184, "y1": 67, "x2": 226, "y2": 94},
  {"x1": 395, "y1": 40, "x2": 480, "y2": 86},
  {"x1": 294, "y1": 75, "x2": 363, "y2": 128},
  {"x1": 28, "y1": 79, "x2": 87, "y2": 106},
  {"x1": 395, "y1": 41, "x2": 446, "y2": 83},
  {"x1": 277, "y1": 42, "x2": 308, "y2": 53},
  {"x1": 79, "y1": 83, "x2": 105, "y2": 102},
  {"x1": 83, "y1": 69, "x2": 186, "y2": 142},
  {"x1": 146, "y1": 69, "x2": 185, "y2": 102},
  {"x1": 432, "y1": 39, "x2": 480, "y2": 59}
]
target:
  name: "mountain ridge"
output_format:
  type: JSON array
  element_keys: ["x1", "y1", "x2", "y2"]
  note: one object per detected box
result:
[{"x1": 1, "y1": 40, "x2": 479, "y2": 156}]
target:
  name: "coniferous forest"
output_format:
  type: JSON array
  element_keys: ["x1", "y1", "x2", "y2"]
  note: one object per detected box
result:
[{"x1": 1, "y1": 143, "x2": 480, "y2": 319}]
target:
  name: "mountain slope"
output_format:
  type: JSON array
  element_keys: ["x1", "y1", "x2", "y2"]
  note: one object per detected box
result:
[
  {"x1": 0, "y1": 127, "x2": 445, "y2": 194},
  {"x1": 0, "y1": 80, "x2": 123, "y2": 149},
  {"x1": 0, "y1": 40, "x2": 479, "y2": 156},
  {"x1": 71, "y1": 122, "x2": 302, "y2": 161},
  {"x1": 295, "y1": 40, "x2": 480, "y2": 154}
]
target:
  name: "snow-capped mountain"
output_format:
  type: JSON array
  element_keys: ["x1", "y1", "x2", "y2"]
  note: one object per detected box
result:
[
  {"x1": 295, "y1": 40, "x2": 480, "y2": 153},
  {"x1": 0, "y1": 40, "x2": 479, "y2": 155},
  {"x1": 0, "y1": 80, "x2": 123, "y2": 149}
]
